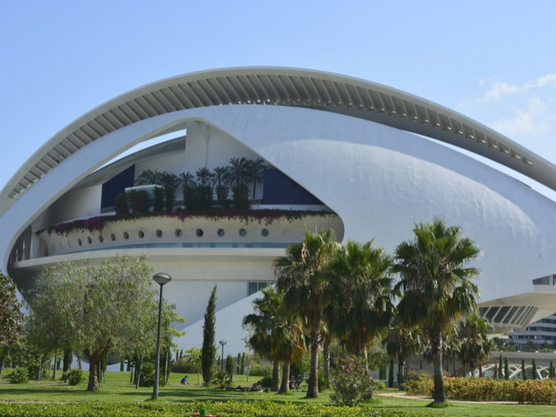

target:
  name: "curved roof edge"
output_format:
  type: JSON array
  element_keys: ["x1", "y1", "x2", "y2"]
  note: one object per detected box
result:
[{"x1": 2, "y1": 66, "x2": 556, "y2": 215}]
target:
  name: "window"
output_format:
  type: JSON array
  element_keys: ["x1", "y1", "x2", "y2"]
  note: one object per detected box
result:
[{"x1": 248, "y1": 282, "x2": 270, "y2": 296}]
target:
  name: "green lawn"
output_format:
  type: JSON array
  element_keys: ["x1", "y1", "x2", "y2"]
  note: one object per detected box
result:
[{"x1": 1, "y1": 369, "x2": 556, "y2": 416}]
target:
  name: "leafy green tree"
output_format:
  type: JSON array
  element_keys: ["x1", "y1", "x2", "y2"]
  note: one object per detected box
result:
[
  {"x1": 202, "y1": 286, "x2": 217, "y2": 386},
  {"x1": 393, "y1": 218, "x2": 480, "y2": 404},
  {"x1": 160, "y1": 172, "x2": 180, "y2": 189},
  {"x1": 504, "y1": 357, "x2": 510, "y2": 380},
  {"x1": 457, "y1": 314, "x2": 495, "y2": 377},
  {"x1": 0, "y1": 273, "x2": 24, "y2": 381},
  {"x1": 195, "y1": 167, "x2": 215, "y2": 188},
  {"x1": 245, "y1": 157, "x2": 267, "y2": 199},
  {"x1": 225, "y1": 354, "x2": 234, "y2": 381},
  {"x1": 275, "y1": 228, "x2": 338, "y2": 398},
  {"x1": 328, "y1": 240, "x2": 394, "y2": 373},
  {"x1": 212, "y1": 166, "x2": 230, "y2": 203},
  {"x1": 27, "y1": 255, "x2": 157, "y2": 391},
  {"x1": 184, "y1": 347, "x2": 202, "y2": 385},
  {"x1": 231, "y1": 183, "x2": 250, "y2": 210},
  {"x1": 179, "y1": 172, "x2": 196, "y2": 197}
]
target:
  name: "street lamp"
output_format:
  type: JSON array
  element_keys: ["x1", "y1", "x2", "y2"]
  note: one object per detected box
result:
[
  {"x1": 219, "y1": 340, "x2": 227, "y2": 371},
  {"x1": 152, "y1": 272, "x2": 172, "y2": 400}
]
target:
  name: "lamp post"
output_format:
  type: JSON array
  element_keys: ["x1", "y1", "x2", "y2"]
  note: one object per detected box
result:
[
  {"x1": 152, "y1": 272, "x2": 172, "y2": 400},
  {"x1": 219, "y1": 340, "x2": 227, "y2": 371}
]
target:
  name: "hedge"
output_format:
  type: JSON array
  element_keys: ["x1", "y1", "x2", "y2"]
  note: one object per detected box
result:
[{"x1": 0, "y1": 400, "x2": 426, "y2": 417}]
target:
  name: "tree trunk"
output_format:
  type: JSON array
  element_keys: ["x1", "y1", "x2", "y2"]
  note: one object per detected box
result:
[
  {"x1": 88, "y1": 359, "x2": 99, "y2": 391},
  {"x1": 164, "y1": 351, "x2": 169, "y2": 382},
  {"x1": 135, "y1": 355, "x2": 143, "y2": 389},
  {"x1": 307, "y1": 329, "x2": 320, "y2": 398},
  {"x1": 53, "y1": 347, "x2": 58, "y2": 380},
  {"x1": 323, "y1": 335, "x2": 331, "y2": 382},
  {"x1": 279, "y1": 361, "x2": 290, "y2": 394},
  {"x1": 0, "y1": 352, "x2": 5, "y2": 382},
  {"x1": 431, "y1": 329, "x2": 446, "y2": 404},
  {"x1": 479, "y1": 361, "x2": 483, "y2": 378},
  {"x1": 398, "y1": 359, "x2": 405, "y2": 390},
  {"x1": 271, "y1": 360, "x2": 280, "y2": 392}
]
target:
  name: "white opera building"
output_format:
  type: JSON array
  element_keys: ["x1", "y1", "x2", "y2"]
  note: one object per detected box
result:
[{"x1": 3, "y1": 67, "x2": 556, "y2": 355}]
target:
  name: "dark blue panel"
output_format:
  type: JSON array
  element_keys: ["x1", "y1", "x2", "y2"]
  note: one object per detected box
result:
[
  {"x1": 262, "y1": 169, "x2": 323, "y2": 205},
  {"x1": 101, "y1": 165, "x2": 135, "y2": 209}
]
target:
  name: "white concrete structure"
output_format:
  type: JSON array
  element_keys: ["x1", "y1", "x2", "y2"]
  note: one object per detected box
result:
[{"x1": 3, "y1": 67, "x2": 556, "y2": 355}]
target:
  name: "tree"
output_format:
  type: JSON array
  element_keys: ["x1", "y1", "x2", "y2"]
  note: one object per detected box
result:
[
  {"x1": 27, "y1": 255, "x2": 157, "y2": 391},
  {"x1": 327, "y1": 240, "x2": 394, "y2": 373},
  {"x1": 195, "y1": 167, "x2": 215, "y2": 188},
  {"x1": 179, "y1": 172, "x2": 196, "y2": 197},
  {"x1": 212, "y1": 166, "x2": 230, "y2": 203},
  {"x1": 184, "y1": 347, "x2": 202, "y2": 385},
  {"x1": 135, "y1": 169, "x2": 163, "y2": 185},
  {"x1": 201, "y1": 286, "x2": 217, "y2": 386},
  {"x1": 393, "y1": 218, "x2": 480, "y2": 404},
  {"x1": 243, "y1": 286, "x2": 304, "y2": 393},
  {"x1": 245, "y1": 157, "x2": 267, "y2": 199},
  {"x1": 275, "y1": 228, "x2": 338, "y2": 398},
  {"x1": 228, "y1": 157, "x2": 249, "y2": 186},
  {"x1": 0, "y1": 273, "x2": 24, "y2": 380},
  {"x1": 383, "y1": 318, "x2": 423, "y2": 390},
  {"x1": 457, "y1": 314, "x2": 495, "y2": 377}
]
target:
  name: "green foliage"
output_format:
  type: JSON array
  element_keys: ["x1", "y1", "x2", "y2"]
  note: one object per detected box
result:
[
  {"x1": 27, "y1": 255, "x2": 160, "y2": 391},
  {"x1": 153, "y1": 186, "x2": 165, "y2": 212},
  {"x1": 330, "y1": 355, "x2": 379, "y2": 407},
  {"x1": 0, "y1": 400, "x2": 427, "y2": 417},
  {"x1": 0, "y1": 273, "x2": 24, "y2": 350},
  {"x1": 164, "y1": 186, "x2": 176, "y2": 212},
  {"x1": 225, "y1": 354, "x2": 234, "y2": 380},
  {"x1": 260, "y1": 375, "x2": 273, "y2": 388},
  {"x1": 402, "y1": 371, "x2": 433, "y2": 396},
  {"x1": 212, "y1": 370, "x2": 232, "y2": 389},
  {"x1": 388, "y1": 359, "x2": 394, "y2": 388},
  {"x1": 61, "y1": 369, "x2": 83, "y2": 385},
  {"x1": 201, "y1": 286, "x2": 217, "y2": 386},
  {"x1": 505, "y1": 356, "x2": 510, "y2": 380},
  {"x1": 532, "y1": 359, "x2": 538, "y2": 379},
  {"x1": 138, "y1": 361, "x2": 166, "y2": 387},
  {"x1": 249, "y1": 364, "x2": 272, "y2": 376},
  {"x1": 185, "y1": 185, "x2": 213, "y2": 210},
  {"x1": 114, "y1": 192, "x2": 128, "y2": 215},
  {"x1": 63, "y1": 349, "x2": 73, "y2": 373},
  {"x1": 126, "y1": 189, "x2": 149, "y2": 213},
  {"x1": 9, "y1": 368, "x2": 28, "y2": 384},
  {"x1": 231, "y1": 183, "x2": 250, "y2": 210}
]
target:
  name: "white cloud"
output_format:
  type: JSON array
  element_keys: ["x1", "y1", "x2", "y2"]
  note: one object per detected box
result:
[
  {"x1": 478, "y1": 73, "x2": 556, "y2": 103},
  {"x1": 492, "y1": 96, "x2": 555, "y2": 136}
]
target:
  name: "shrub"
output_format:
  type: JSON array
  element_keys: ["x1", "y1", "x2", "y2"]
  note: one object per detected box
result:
[
  {"x1": 114, "y1": 192, "x2": 128, "y2": 215},
  {"x1": 330, "y1": 355, "x2": 379, "y2": 407},
  {"x1": 260, "y1": 375, "x2": 272, "y2": 388},
  {"x1": 249, "y1": 365, "x2": 272, "y2": 376},
  {"x1": 212, "y1": 370, "x2": 232, "y2": 389},
  {"x1": 402, "y1": 372, "x2": 433, "y2": 396},
  {"x1": 138, "y1": 362, "x2": 166, "y2": 387},
  {"x1": 9, "y1": 368, "x2": 28, "y2": 384},
  {"x1": 64, "y1": 369, "x2": 83, "y2": 386},
  {"x1": 318, "y1": 370, "x2": 329, "y2": 393}
]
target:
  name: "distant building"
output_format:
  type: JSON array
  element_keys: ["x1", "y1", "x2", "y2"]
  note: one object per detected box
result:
[{"x1": 2, "y1": 67, "x2": 556, "y2": 354}]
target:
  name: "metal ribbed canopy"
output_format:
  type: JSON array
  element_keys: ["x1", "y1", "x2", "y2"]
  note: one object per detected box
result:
[{"x1": 3, "y1": 67, "x2": 555, "y2": 206}]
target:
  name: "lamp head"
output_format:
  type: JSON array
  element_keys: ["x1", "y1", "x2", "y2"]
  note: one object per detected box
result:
[
  {"x1": 153, "y1": 272, "x2": 172, "y2": 286},
  {"x1": 219, "y1": 340, "x2": 227, "y2": 346}
]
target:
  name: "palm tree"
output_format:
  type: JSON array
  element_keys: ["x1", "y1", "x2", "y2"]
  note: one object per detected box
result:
[
  {"x1": 457, "y1": 314, "x2": 495, "y2": 377},
  {"x1": 243, "y1": 286, "x2": 304, "y2": 393},
  {"x1": 179, "y1": 172, "x2": 196, "y2": 197},
  {"x1": 327, "y1": 240, "x2": 395, "y2": 374},
  {"x1": 135, "y1": 169, "x2": 163, "y2": 185},
  {"x1": 245, "y1": 158, "x2": 267, "y2": 199},
  {"x1": 393, "y1": 218, "x2": 480, "y2": 404},
  {"x1": 212, "y1": 166, "x2": 230, "y2": 202},
  {"x1": 195, "y1": 167, "x2": 214, "y2": 188},
  {"x1": 160, "y1": 172, "x2": 181, "y2": 189},
  {"x1": 274, "y1": 228, "x2": 338, "y2": 398},
  {"x1": 228, "y1": 157, "x2": 249, "y2": 187},
  {"x1": 383, "y1": 318, "x2": 423, "y2": 390}
]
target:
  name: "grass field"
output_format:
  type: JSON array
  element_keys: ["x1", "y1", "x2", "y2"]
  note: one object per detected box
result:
[{"x1": 1, "y1": 369, "x2": 556, "y2": 416}]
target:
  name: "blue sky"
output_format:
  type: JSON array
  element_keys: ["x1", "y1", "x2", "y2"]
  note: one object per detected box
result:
[{"x1": 2, "y1": 0, "x2": 556, "y2": 198}]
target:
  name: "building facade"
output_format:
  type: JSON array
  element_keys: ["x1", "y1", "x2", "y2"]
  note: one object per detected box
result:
[{"x1": 3, "y1": 67, "x2": 556, "y2": 354}]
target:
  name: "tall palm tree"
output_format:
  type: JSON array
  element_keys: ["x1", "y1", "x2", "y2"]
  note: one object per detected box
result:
[
  {"x1": 274, "y1": 228, "x2": 338, "y2": 398},
  {"x1": 457, "y1": 314, "x2": 495, "y2": 377},
  {"x1": 160, "y1": 172, "x2": 181, "y2": 189},
  {"x1": 245, "y1": 158, "x2": 267, "y2": 199},
  {"x1": 327, "y1": 240, "x2": 394, "y2": 374},
  {"x1": 228, "y1": 157, "x2": 249, "y2": 187},
  {"x1": 212, "y1": 166, "x2": 230, "y2": 202},
  {"x1": 195, "y1": 167, "x2": 214, "y2": 188},
  {"x1": 135, "y1": 169, "x2": 163, "y2": 185},
  {"x1": 243, "y1": 286, "x2": 304, "y2": 393},
  {"x1": 393, "y1": 218, "x2": 480, "y2": 404},
  {"x1": 179, "y1": 172, "x2": 196, "y2": 197}
]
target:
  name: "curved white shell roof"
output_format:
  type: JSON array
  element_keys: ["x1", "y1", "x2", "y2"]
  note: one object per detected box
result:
[{"x1": 3, "y1": 67, "x2": 556, "y2": 213}]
